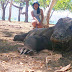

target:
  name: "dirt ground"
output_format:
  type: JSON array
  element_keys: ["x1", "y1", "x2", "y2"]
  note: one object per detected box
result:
[{"x1": 0, "y1": 20, "x2": 72, "y2": 72}]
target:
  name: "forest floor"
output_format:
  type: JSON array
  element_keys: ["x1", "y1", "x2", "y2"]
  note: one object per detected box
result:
[{"x1": 0, "y1": 20, "x2": 72, "y2": 72}]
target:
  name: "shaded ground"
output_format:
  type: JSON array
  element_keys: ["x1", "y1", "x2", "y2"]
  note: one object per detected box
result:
[{"x1": 0, "y1": 20, "x2": 72, "y2": 72}]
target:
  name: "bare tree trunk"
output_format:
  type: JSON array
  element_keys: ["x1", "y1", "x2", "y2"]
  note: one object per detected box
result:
[
  {"x1": 8, "y1": 0, "x2": 12, "y2": 22},
  {"x1": 25, "y1": 0, "x2": 29, "y2": 22},
  {"x1": 47, "y1": 0, "x2": 56, "y2": 26},
  {"x1": 18, "y1": 8, "x2": 20, "y2": 21},
  {"x1": 2, "y1": 9, "x2": 5, "y2": 20},
  {"x1": 1, "y1": 0, "x2": 9, "y2": 20},
  {"x1": 2, "y1": 3, "x2": 5, "y2": 20},
  {"x1": 18, "y1": 3, "x2": 22, "y2": 21}
]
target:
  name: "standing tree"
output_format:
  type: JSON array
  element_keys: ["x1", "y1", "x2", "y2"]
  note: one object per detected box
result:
[
  {"x1": 38, "y1": 0, "x2": 72, "y2": 26},
  {"x1": 18, "y1": 3, "x2": 22, "y2": 21},
  {"x1": 8, "y1": 0, "x2": 12, "y2": 22},
  {"x1": 25, "y1": 0, "x2": 29, "y2": 22},
  {"x1": 13, "y1": 0, "x2": 24, "y2": 21},
  {"x1": 47, "y1": 0, "x2": 57, "y2": 26},
  {"x1": 8, "y1": 0, "x2": 23, "y2": 21},
  {"x1": 0, "y1": 0, "x2": 9, "y2": 20},
  {"x1": 13, "y1": 0, "x2": 29, "y2": 22},
  {"x1": 19, "y1": 0, "x2": 29, "y2": 22}
]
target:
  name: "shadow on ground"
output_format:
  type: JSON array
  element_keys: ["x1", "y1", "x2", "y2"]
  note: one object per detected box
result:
[
  {"x1": 0, "y1": 39, "x2": 23, "y2": 53},
  {"x1": 0, "y1": 21, "x2": 72, "y2": 72}
]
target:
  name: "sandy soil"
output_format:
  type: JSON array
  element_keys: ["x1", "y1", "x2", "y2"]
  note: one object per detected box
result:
[{"x1": 0, "y1": 20, "x2": 72, "y2": 72}]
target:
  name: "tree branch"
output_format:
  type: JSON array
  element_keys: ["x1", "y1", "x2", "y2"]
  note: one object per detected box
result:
[
  {"x1": 8, "y1": 2, "x2": 23, "y2": 9},
  {"x1": 21, "y1": 12, "x2": 26, "y2": 14},
  {"x1": 12, "y1": 4, "x2": 23, "y2": 9},
  {"x1": 5, "y1": 0, "x2": 9, "y2": 9}
]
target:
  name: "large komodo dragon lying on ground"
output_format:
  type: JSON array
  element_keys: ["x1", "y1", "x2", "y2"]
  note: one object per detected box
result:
[{"x1": 14, "y1": 17, "x2": 72, "y2": 55}]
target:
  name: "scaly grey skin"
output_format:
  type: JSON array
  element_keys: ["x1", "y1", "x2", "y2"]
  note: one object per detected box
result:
[
  {"x1": 51, "y1": 17, "x2": 72, "y2": 43},
  {"x1": 50, "y1": 17, "x2": 72, "y2": 51},
  {"x1": 14, "y1": 17, "x2": 72, "y2": 55},
  {"x1": 13, "y1": 33, "x2": 28, "y2": 41},
  {"x1": 14, "y1": 27, "x2": 54, "y2": 55}
]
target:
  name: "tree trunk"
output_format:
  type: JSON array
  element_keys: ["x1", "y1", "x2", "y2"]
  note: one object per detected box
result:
[
  {"x1": 2, "y1": 3, "x2": 5, "y2": 20},
  {"x1": 47, "y1": 0, "x2": 56, "y2": 26},
  {"x1": 18, "y1": 8, "x2": 20, "y2": 21},
  {"x1": 25, "y1": 0, "x2": 29, "y2": 22},
  {"x1": 18, "y1": 3, "x2": 22, "y2": 21},
  {"x1": 8, "y1": 0, "x2": 12, "y2": 22},
  {"x1": 2, "y1": 8, "x2": 5, "y2": 20},
  {"x1": 1, "y1": 1, "x2": 8, "y2": 21}
]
